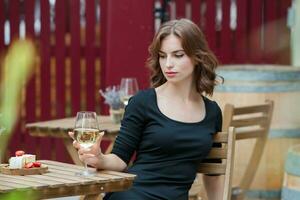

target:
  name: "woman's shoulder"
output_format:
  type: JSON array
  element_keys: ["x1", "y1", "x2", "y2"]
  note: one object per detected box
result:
[
  {"x1": 202, "y1": 95, "x2": 222, "y2": 115},
  {"x1": 128, "y1": 88, "x2": 154, "y2": 106},
  {"x1": 203, "y1": 96, "x2": 220, "y2": 108},
  {"x1": 203, "y1": 96, "x2": 222, "y2": 130},
  {"x1": 133, "y1": 88, "x2": 154, "y2": 100}
]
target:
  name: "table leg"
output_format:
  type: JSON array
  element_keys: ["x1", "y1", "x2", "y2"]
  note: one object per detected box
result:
[{"x1": 63, "y1": 138, "x2": 83, "y2": 166}]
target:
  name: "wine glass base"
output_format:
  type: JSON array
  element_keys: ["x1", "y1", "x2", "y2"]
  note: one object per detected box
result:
[{"x1": 75, "y1": 169, "x2": 96, "y2": 177}]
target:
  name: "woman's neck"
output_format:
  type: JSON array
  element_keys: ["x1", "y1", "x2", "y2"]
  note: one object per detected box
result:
[{"x1": 158, "y1": 81, "x2": 200, "y2": 102}]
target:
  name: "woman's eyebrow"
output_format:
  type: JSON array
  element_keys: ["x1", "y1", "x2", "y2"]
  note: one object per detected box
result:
[{"x1": 158, "y1": 50, "x2": 185, "y2": 54}]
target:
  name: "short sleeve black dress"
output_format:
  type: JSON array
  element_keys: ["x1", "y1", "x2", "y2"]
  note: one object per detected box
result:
[{"x1": 104, "y1": 88, "x2": 222, "y2": 200}]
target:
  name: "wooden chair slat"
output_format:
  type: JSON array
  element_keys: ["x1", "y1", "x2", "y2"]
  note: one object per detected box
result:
[
  {"x1": 231, "y1": 116, "x2": 268, "y2": 127},
  {"x1": 198, "y1": 163, "x2": 226, "y2": 175},
  {"x1": 206, "y1": 148, "x2": 228, "y2": 159},
  {"x1": 223, "y1": 127, "x2": 236, "y2": 200},
  {"x1": 236, "y1": 128, "x2": 266, "y2": 140},
  {"x1": 233, "y1": 104, "x2": 271, "y2": 115},
  {"x1": 212, "y1": 132, "x2": 228, "y2": 143}
]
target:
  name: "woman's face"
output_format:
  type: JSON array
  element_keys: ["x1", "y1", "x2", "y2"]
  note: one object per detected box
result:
[{"x1": 159, "y1": 34, "x2": 195, "y2": 84}]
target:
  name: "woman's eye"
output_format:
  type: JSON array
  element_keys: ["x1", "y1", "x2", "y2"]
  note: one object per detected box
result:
[
  {"x1": 175, "y1": 54, "x2": 184, "y2": 58},
  {"x1": 159, "y1": 54, "x2": 166, "y2": 58}
]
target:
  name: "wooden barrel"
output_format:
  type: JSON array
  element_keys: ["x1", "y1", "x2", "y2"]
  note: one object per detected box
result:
[
  {"x1": 212, "y1": 65, "x2": 300, "y2": 199},
  {"x1": 282, "y1": 145, "x2": 300, "y2": 200}
]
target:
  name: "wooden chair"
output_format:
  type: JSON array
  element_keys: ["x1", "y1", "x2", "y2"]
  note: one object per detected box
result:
[
  {"x1": 189, "y1": 127, "x2": 236, "y2": 200},
  {"x1": 223, "y1": 100, "x2": 274, "y2": 200}
]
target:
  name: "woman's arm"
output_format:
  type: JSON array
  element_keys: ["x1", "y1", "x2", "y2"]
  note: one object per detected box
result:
[
  {"x1": 202, "y1": 175, "x2": 225, "y2": 200},
  {"x1": 94, "y1": 153, "x2": 127, "y2": 171},
  {"x1": 70, "y1": 91, "x2": 147, "y2": 172}
]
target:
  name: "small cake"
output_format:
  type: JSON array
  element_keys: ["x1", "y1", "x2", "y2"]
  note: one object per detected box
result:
[
  {"x1": 23, "y1": 154, "x2": 36, "y2": 164},
  {"x1": 9, "y1": 156, "x2": 26, "y2": 169},
  {"x1": 8, "y1": 151, "x2": 37, "y2": 169}
]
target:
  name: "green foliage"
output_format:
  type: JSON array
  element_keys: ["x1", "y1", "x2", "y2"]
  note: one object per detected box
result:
[
  {"x1": 0, "y1": 189, "x2": 38, "y2": 200},
  {"x1": 0, "y1": 40, "x2": 37, "y2": 198},
  {"x1": 0, "y1": 40, "x2": 35, "y2": 133}
]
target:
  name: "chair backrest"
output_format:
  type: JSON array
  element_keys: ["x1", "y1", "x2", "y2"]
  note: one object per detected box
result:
[
  {"x1": 198, "y1": 127, "x2": 236, "y2": 200},
  {"x1": 222, "y1": 100, "x2": 274, "y2": 199}
]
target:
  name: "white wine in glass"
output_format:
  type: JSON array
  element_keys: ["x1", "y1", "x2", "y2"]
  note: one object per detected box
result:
[
  {"x1": 74, "y1": 128, "x2": 100, "y2": 149},
  {"x1": 74, "y1": 111, "x2": 100, "y2": 176},
  {"x1": 120, "y1": 78, "x2": 139, "y2": 106}
]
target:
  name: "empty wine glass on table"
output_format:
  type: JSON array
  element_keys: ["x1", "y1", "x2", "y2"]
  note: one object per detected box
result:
[
  {"x1": 74, "y1": 111, "x2": 100, "y2": 176},
  {"x1": 119, "y1": 78, "x2": 139, "y2": 106}
]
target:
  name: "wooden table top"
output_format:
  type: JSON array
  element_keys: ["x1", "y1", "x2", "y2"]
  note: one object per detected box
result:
[
  {"x1": 26, "y1": 115, "x2": 121, "y2": 139},
  {"x1": 0, "y1": 160, "x2": 136, "y2": 199}
]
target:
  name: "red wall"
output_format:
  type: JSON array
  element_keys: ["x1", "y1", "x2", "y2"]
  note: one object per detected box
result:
[{"x1": 101, "y1": 0, "x2": 154, "y2": 92}]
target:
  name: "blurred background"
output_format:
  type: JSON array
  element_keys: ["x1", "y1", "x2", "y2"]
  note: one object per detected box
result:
[{"x1": 0, "y1": 0, "x2": 297, "y2": 199}]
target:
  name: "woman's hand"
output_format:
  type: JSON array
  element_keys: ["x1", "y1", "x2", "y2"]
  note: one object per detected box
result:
[
  {"x1": 68, "y1": 131, "x2": 105, "y2": 169},
  {"x1": 69, "y1": 131, "x2": 127, "y2": 171}
]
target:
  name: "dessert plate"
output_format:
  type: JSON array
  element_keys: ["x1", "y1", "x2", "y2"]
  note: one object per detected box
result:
[{"x1": 0, "y1": 164, "x2": 48, "y2": 175}]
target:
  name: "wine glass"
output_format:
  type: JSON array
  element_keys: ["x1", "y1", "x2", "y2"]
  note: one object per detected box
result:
[
  {"x1": 74, "y1": 111, "x2": 100, "y2": 176},
  {"x1": 119, "y1": 78, "x2": 139, "y2": 106}
]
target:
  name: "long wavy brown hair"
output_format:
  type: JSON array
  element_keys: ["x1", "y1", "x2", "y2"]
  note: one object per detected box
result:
[{"x1": 147, "y1": 18, "x2": 221, "y2": 96}]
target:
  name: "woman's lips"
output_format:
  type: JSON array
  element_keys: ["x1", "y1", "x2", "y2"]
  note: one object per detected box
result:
[{"x1": 165, "y1": 71, "x2": 177, "y2": 77}]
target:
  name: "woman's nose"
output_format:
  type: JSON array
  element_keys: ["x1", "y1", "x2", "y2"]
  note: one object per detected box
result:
[{"x1": 165, "y1": 56, "x2": 173, "y2": 68}]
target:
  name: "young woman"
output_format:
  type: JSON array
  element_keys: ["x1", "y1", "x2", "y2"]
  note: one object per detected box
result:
[{"x1": 71, "y1": 18, "x2": 223, "y2": 200}]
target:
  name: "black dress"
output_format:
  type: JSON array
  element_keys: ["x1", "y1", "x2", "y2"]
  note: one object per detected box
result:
[{"x1": 104, "y1": 88, "x2": 222, "y2": 200}]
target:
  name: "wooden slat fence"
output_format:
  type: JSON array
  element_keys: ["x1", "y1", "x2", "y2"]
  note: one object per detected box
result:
[
  {"x1": 0, "y1": 0, "x2": 292, "y2": 163},
  {"x1": 158, "y1": 0, "x2": 291, "y2": 64},
  {"x1": 0, "y1": 0, "x2": 101, "y2": 163},
  {"x1": 7, "y1": 0, "x2": 21, "y2": 159},
  {"x1": 24, "y1": 0, "x2": 37, "y2": 159},
  {"x1": 39, "y1": 0, "x2": 52, "y2": 161}
]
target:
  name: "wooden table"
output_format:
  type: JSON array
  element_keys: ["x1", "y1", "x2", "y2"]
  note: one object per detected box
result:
[
  {"x1": 0, "y1": 160, "x2": 136, "y2": 200},
  {"x1": 26, "y1": 116, "x2": 121, "y2": 165}
]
